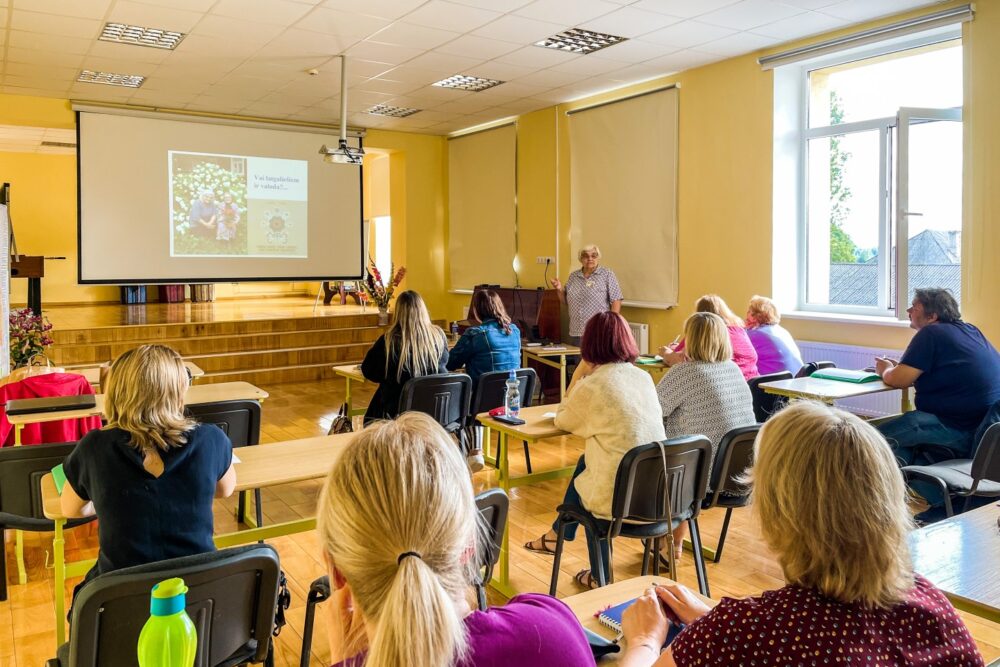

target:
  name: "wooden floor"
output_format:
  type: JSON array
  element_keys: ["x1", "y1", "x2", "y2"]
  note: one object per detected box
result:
[{"x1": 3, "y1": 378, "x2": 999, "y2": 666}]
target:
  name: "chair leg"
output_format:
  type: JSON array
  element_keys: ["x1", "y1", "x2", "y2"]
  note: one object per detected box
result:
[
  {"x1": 640, "y1": 539, "x2": 651, "y2": 576},
  {"x1": 548, "y1": 520, "x2": 568, "y2": 596},
  {"x1": 0, "y1": 529, "x2": 8, "y2": 602},
  {"x1": 714, "y1": 508, "x2": 733, "y2": 564},
  {"x1": 522, "y1": 440, "x2": 532, "y2": 474},
  {"x1": 688, "y1": 518, "x2": 711, "y2": 598},
  {"x1": 652, "y1": 537, "x2": 661, "y2": 577},
  {"x1": 593, "y1": 539, "x2": 608, "y2": 588},
  {"x1": 942, "y1": 489, "x2": 955, "y2": 518},
  {"x1": 15, "y1": 529, "x2": 26, "y2": 585},
  {"x1": 476, "y1": 581, "x2": 488, "y2": 612},
  {"x1": 255, "y1": 489, "x2": 264, "y2": 527},
  {"x1": 961, "y1": 495, "x2": 973, "y2": 514},
  {"x1": 237, "y1": 490, "x2": 247, "y2": 523}
]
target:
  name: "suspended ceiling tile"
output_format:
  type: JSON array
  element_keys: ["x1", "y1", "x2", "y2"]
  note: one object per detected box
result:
[
  {"x1": 472, "y1": 14, "x2": 566, "y2": 45},
  {"x1": 513, "y1": 0, "x2": 620, "y2": 26},
  {"x1": 696, "y1": 0, "x2": 805, "y2": 31},
  {"x1": 580, "y1": 6, "x2": 684, "y2": 38},
  {"x1": 640, "y1": 20, "x2": 736, "y2": 49},
  {"x1": 403, "y1": 1, "x2": 503, "y2": 33},
  {"x1": 435, "y1": 35, "x2": 521, "y2": 61}
]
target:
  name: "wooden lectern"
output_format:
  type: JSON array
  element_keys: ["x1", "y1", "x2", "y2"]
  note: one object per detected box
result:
[{"x1": 10, "y1": 255, "x2": 44, "y2": 316}]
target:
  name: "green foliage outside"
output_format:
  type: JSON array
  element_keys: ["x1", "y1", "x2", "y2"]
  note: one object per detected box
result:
[
  {"x1": 172, "y1": 161, "x2": 248, "y2": 255},
  {"x1": 829, "y1": 91, "x2": 859, "y2": 263}
]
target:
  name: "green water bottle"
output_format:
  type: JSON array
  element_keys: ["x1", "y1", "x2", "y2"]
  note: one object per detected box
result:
[{"x1": 137, "y1": 577, "x2": 198, "y2": 667}]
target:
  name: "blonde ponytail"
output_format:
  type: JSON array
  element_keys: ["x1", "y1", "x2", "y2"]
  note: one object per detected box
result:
[{"x1": 317, "y1": 413, "x2": 481, "y2": 667}]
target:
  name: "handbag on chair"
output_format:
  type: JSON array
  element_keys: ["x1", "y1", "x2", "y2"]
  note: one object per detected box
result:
[{"x1": 327, "y1": 403, "x2": 353, "y2": 435}]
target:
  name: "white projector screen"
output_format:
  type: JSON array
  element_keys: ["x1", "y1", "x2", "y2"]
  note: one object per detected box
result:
[{"x1": 77, "y1": 110, "x2": 363, "y2": 283}]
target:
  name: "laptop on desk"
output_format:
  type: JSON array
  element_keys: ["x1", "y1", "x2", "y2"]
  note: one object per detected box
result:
[{"x1": 5, "y1": 394, "x2": 97, "y2": 416}]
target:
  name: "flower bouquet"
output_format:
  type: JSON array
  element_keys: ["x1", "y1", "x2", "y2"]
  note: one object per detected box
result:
[
  {"x1": 360, "y1": 258, "x2": 405, "y2": 324},
  {"x1": 9, "y1": 307, "x2": 54, "y2": 369}
]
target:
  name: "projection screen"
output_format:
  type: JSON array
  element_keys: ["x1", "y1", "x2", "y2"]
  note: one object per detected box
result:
[{"x1": 77, "y1": 110, "x2": 363, "y2": 283}]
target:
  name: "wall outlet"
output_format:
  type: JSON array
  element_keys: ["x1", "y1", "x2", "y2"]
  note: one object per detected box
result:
[{"x1": 535, "y1": 256, "x2": 555, "y2": 265}]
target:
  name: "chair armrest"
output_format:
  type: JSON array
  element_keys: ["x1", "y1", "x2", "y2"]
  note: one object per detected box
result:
[
  {"x1": 910, "y1": 443, "x2": 960, "y2": 464},
  {"x1": 554, "y1": 504, "x2": 601, "y2": 534}
]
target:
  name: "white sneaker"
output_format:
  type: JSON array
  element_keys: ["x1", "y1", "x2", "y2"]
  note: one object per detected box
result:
[{"x1": 467, "y1": 451, "x2": 485, "y2": 472}]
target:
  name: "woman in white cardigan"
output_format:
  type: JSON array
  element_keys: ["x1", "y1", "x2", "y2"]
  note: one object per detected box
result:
[{"x1": 524, "y1": 312, "x2": 665, "y2": 589}]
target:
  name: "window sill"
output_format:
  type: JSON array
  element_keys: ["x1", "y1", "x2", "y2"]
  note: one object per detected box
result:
[{"x1": 782, "y1": 311, "x2": 912, "y2": 328}]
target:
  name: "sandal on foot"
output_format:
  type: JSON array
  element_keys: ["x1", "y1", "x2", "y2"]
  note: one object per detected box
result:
[
  {"x1": 574, "y1": 569, "x2": 600, "y2": 590},
  {"x1": 523, "y1": 534, "x2": 558, "y2": 555}
]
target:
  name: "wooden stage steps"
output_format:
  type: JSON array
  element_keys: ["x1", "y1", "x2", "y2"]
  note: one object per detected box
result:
[{"x1": 46, "y1": 301, "x2": 385, "y2": 386}]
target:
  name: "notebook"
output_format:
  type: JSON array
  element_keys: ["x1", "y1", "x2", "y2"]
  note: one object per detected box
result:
[
  {"x1": 811, "y1": 368, "x2": 881, "y2": 384},
  {"x1": 52, "y1": 463, "x2": 67, "y2": 495},
  {"x1": 636, "y1": 355, "x2": 663, "y2": 365},
  {"x1": 5, "y1": 394, "x2": 97, "y2": 416},
  {"x1": 598, "y1": 597, "x2": 685, "y2": 646}
]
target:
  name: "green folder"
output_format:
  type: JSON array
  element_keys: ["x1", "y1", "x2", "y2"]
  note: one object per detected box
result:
[
  {"x1": 811, "y1": 368, "x2": 881, "y2": 384},
  {"x1": 51, "y1": 463, "x2": 67, "y2": 495}
]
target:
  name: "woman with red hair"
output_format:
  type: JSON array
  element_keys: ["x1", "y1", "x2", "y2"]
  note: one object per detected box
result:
[{"x1": 524, "y1": 312, "x2": 665, "y2": 589}]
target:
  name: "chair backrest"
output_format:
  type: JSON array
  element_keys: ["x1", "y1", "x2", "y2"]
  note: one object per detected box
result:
[
  {"x1": 185, "y1": 400, "x2": 261, "y2": 448},
  {"x1": 706, "y1": 425, "x2": 760, "y2": 507},
  {"x1": 747, "y1": 372, "x2": 792, "y2": 422},
  {"x1": 608, "y1": 436, "x2": 713, "y2": 537},
  {"x1": 0, "y1": 441, "x2": 76, "y2": 526},
  {"x1": 474, "y1": 488, "x2": 508, "y2": 583},
  {"x1": 971, "y1": 422, "x2": 1000, "y2": 485},
  {"x1": 469, "y1": 369, "x2": 537, "y2": 416},
  {"x1": 399, "y1": 374, "x2": 472, "y2": 433},
  {"x1": 67, "y1": 544, "x2": 280, "y2": 667},
  {"x1": 794, "y1": 361, "x2": 836, "y2": 378}
]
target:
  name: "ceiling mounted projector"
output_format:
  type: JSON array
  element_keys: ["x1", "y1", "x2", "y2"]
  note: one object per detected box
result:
[{"x1": 321, "y1": 55, "x2": 364, "y2": 166}]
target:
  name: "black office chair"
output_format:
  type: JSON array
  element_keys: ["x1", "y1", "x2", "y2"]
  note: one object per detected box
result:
[
  {"x1": 794, "y1": 360, "x2": 836, "y2": 378},
  {"x1": 469, "y1": 369, "x2": 538, "y2": 472},
  {"x1": 298, "y1": 489, "x2": 508, "y2": 667},
  {"x1": 47, "y1": 544, "x2": 281, "y2": 667},
  {"x1": 399, "y1": 373, "x2": 472, "y2": 440},
  {"x1": 747, "y1": 372, "x2": 792, "y2": 422},
  {"x1": 186, "y1": 400, "x2": 263, "y2": 527},
  {"x1": 0, "y1": 441, "x2": 95, "y2": 601},
  {"x1": 700, "y1": 425, "x2": 760, "y2": 563},
  {"x1": 902, "y1": 422, "x2": 1000, "y2": 518},
  {"x1": 548, "y1": 436, "x2": 714, "y2": 597}
]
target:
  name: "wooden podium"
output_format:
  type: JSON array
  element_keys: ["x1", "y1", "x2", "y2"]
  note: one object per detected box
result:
[{"x1": 10, "y1": 255, "x2": 43, "y2": 316}]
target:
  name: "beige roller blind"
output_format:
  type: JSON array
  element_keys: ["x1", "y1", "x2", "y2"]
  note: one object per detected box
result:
[
  {"x1": 568, "y1": 87, "x2": 678, "y2": 307},
  {"x1": 448, "y1": 124, "x2": 516, "y2": 290}
]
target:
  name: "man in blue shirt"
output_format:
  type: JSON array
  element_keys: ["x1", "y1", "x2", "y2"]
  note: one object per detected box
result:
[{"x1": 876, "y1": 288, "x2": 1000, "y2": 467}]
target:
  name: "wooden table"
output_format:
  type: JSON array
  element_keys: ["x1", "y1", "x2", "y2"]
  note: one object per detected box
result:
[
  {"x1": 331, "y1": 364, "x2": 368, "y2": 417},
  {"x1": 77, "y1": 361, "x2": 205, "y2": 389},
  {"x1": 563, "y1": 575, "x2": 717, "y2": 660},
  {"x1": 635, "y1": 359, "x2": 669, "y2": 381},
  {"x1": 909, "y1": 502, "x2": 1000, "y2": 624},
  {"x1": 477, "y1": 404, "x2": 573, "y2": 597},
  {"x1": 522, "y1": 344, "x2": 580, "y2": 400},
  {"x1": 40, "y1": 432, "x2": 354, "y2": 647},
  {"x1": 760, "y1": 375, "x2": 912, "y2": 413}
]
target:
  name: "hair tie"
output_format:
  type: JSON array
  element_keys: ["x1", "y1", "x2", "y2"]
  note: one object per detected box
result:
[{"x1": 397, "y1": 551, "x2": 422, "y2": 565}]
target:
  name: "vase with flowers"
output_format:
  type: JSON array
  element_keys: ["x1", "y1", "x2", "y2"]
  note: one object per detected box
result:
[
  {"x1": 360, "y1": 258, "x2": 406, "y2": 326},
  {"x1": 9, "y1": 307, "x2": 54, "y2": 369}
]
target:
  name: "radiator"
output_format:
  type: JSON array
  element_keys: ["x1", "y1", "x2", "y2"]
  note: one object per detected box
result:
[
  {"x1": 628, "y1": 321, "x2": 650, "y2": 355},
  {"x1": 798, "y1": 340, "x2": 905, "y2": 417}
]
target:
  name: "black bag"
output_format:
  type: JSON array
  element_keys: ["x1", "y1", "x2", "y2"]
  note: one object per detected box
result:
[{"x1": 328, "y1": 403, "x2": 353, "y2": 435}]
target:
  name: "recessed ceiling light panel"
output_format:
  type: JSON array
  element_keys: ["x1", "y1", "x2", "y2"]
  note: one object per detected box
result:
[
  {"x1": 535, "y1": 28, "x2": 628, "y2": 55},
  {"x1": 77, "y1": 70, "x2": 146, "y2": 88},
  {"x1": 433, "y1": 74, "x2": 504, "y2": 92},
  {"x1": 100, "y1": 23, "x2": 185, "y2": 50},
  {"x1": 366, "y1": 104, "x2": 421, "y2": 118}
]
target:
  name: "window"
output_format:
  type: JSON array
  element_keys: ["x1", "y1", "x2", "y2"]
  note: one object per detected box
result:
[{"x1": 777, "y1": 33, "x2": 963, "y2": 319}]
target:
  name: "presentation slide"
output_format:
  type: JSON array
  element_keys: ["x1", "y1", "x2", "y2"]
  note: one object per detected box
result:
[{"x1": 77, "y1": 110, "x2": 363, "y2": 283}]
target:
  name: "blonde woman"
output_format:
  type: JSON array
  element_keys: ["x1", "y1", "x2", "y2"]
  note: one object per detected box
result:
[
  {"x1": 619, "y1": 401, "x2": 983, "y2": 667},
  {"x1": 60, "y1": 345, "x2": 236, "y2": 601},
  {"x1": 655, "y1": 312, "x2": 755, "y2": 563},
  {"x1": 660, "y1": 294, "x2": 759, "y2": 380},
  {"x1": 318, "y1": 413, "x2": 595, "y2": 667},
  {"x1": 744, "y1": 295, "x2": 803, "y2": 375},
  {"x1": 361, "y1": 290, "x2": 449, "y2": 423},
  {"x1": 550, "y1": 244, "x2": 623, "y2": 344}
]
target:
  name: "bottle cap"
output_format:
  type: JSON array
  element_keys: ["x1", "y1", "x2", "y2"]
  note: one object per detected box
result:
[{"x1": 150, "y1": 577, "x2": 188, "y2": 616}]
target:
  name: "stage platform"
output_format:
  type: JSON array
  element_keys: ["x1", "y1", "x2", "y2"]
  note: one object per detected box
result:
[{"x1": 44, "y1": 297, "x2": 384, "y2": 386}]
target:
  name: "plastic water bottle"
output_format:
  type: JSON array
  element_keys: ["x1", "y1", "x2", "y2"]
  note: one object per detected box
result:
[
  {"x1": 504, "y1": 370, "x2": 521, "y2": 418},
  {"x1": 137, "y1": 577, "x2": 197, "y2": 667}
]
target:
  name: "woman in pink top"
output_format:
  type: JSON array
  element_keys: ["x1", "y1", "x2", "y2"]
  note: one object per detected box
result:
[
  {"x1": 618, "y1": 401, "x2": 983, "y2": 667},
  {"x1": 660, "y1": 295, "x2": 759, "y2": 380}
]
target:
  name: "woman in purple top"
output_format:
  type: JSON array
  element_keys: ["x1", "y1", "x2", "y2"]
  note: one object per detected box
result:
[
  {"x1": 318, "y1": 412, "x2": 595, "y2": 667},
  {"x1": 618, "y1": 401, "x2": 983, "y2": 667},
  {"x1": 744, "y1": 295, "x2": 803, "y2": 375}
]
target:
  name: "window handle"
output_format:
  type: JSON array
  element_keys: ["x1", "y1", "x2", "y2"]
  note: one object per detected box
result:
[{"x1": 902, "y1": 211, "x2": 924, "y2": 216}]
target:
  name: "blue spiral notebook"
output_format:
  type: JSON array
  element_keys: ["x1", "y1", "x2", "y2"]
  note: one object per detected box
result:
[{"x1": 598, "y1": 597, "x2": 685, "y2": 646}]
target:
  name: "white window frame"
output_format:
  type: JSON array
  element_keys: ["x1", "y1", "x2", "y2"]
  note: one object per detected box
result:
[{"x1": 774, "y1": 26, "x2": 962, "y2": 321}]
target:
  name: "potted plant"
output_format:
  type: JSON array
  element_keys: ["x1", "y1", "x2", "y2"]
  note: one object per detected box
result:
[
  {"x1": 360, "y1": 258, "x2": 405, "y2": 326},
  {"x1": 9, "y1": 307, "x2": 54, "y2": 369}
]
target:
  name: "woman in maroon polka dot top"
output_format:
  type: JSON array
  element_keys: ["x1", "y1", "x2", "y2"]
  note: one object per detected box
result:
[{"x1": 620, "y1": 400, "x2": 984, "y2": 667}]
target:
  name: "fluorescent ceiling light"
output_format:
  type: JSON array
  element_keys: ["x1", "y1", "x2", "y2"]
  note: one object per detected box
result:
[
  {"x1": 433, "y1": 74, "x2": 504, "y2": 92},
  {"x1": 100, "y1": 22, "x2": 185, "y2": 50},
  {"x1": 535, "y1": 28, "x2": 628, "y2": 54},
  {"x1": 77, "y1": 70, "x2": 145, "y2": 88},
  {"x1": 366, "y1": 104, "x2": 421, "y2": 118}
]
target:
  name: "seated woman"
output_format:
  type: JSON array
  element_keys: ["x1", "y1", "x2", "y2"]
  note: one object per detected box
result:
[
  {"x1": 660, "y1": 294, "x2": 759, "y2": 380},
  {"x1": 60, "y1": 344, "x2": 236, "y2": 601},
  {"x1": 524, "y1": 312, "x2": 665, "y2": 589},
  {"x1": 318, "y1": 412, "x2": 596, "y2": 667},
  {"x1": 620, "y1": 401, "x2": 984, "y2": 667},
  {"x1": 744, "y1": 295, "x2": 803, "y2": 375},
  {"x1": 656, "y1": 312, "x2": 755, "y2": 562},
  {"x1": 361, "y1": 290, "x2": 449, "y2": 423}
]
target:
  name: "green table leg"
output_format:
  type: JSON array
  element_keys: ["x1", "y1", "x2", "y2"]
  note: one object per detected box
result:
[
  {"x1": 53, "y1": 518, "x2": 66, "y2": 648},
  {"x1": 488, "y1": 431, "x2": 517, "y2": 599},
  {"x1": 15, "y1": 529, "x2": 26, "y2": 585},
  {"x1": 559, "y1": 355, "x2": 567, "y2": 399}
]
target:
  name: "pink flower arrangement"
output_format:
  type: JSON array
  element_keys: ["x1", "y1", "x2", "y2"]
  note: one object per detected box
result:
[
  {"x1": 9, "y1": 307, "x2": 54, "y2": 368},
  {"x1": 361, "y1": 258, "x2": 406, "y2": 310}
]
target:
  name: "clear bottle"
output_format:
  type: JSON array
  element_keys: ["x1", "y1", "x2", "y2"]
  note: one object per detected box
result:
[
  {"x1": 504, "y1": 370, "x2": 521, "y2": 418},
  {"x1": 137, "y1": 577, "x2": 198, "y2": 667}
]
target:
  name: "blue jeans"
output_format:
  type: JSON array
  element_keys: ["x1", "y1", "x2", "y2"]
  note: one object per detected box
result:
[
  {"x1": 878, "y1": 411, "x2": 975, "y2": 507},
  {"x1": 551, "y1": 456, "x2": 612, "y2": 582}
]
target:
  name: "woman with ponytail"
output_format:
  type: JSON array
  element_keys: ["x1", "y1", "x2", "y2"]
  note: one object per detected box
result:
[
  {"x1": 318, "y1": 413, "x2": 595, "y2": 667},
  {"x1": 60, "y1": 344, "x2": 236, "y2": 602}
]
